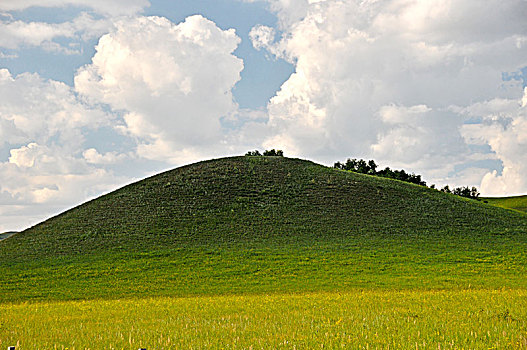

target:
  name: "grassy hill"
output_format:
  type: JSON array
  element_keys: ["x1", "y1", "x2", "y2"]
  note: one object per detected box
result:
[
  {"x1": 482, "y1": 195, "x2": 527, "y2": 213},
  {"x1": 1, "y1": 156, "x2": 526, "y2": 302}
]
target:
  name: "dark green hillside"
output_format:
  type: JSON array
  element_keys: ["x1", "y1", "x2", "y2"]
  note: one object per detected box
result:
[{"x1": 1, "y1": 156, "x2": 526, "y2": 302}]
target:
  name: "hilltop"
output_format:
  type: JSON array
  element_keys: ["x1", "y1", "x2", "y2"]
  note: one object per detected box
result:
[{"x1": 1, "y1": 156, "x2": 526, "y2": 302}]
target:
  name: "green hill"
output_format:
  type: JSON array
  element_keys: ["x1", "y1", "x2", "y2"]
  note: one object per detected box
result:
[
  {"x1": 482, "y1": 195, "x2": 527, "y2": 213},
  {"x1": 1, "y1": 156, "x2": 526, "y2": 302}
]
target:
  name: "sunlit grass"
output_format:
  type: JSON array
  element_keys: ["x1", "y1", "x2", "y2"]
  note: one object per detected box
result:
[
  {"x1": 483, "y1": 195, "x2": 527, "y2": 213},
  {"x1": 1, "y1": 289, "x2": 526, "y2": 349},
  {"x1": 1, "y1": 235, "x2": 527, "y2": 303}
]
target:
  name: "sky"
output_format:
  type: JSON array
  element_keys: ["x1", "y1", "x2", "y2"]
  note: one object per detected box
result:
[{"x1": 1, "y1": 0, "x2": 526, "y2": 232}]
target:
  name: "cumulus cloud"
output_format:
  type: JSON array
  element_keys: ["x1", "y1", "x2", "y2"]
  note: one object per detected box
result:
[
  {"x1": 0, "y1": 69, "x2": 129, "y2": 231},
  {"x1": 0, "y1": 69, "x2": 108, "y2": 145},
  {"x1": 0, "y1": 0, "x2": 149, "y2": 16},
  {"x1": 252, "y1": 0, "x2": 527, "y2": 191},
  {"x1": 459, "y1": 89, "x2": 527, "y2": 195},
  {"x1": 83, "y1": 148, "x2": 128, "y2": 165},
  {"x1": 75, "y1": 15, "x2": 245, "y2": 164},
  {"x1": 249, "y1": 24, "x2": 277, "y2": 52},
  {"x1": 8, "y1": 143, "x2": 43, "y2": 168}
]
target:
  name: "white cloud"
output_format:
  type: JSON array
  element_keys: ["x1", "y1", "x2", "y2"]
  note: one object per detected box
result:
[
  {"x1": 371, "y1": 105, "x2": 470, "y2": 180},
  {"x1": 9, "y1": 143, "x2": 43, "y2": 168},
  {"x1": 83, "y1": 148, "x2": 128, "y2": 164},
  {"x1": 0, "y1": 68, "x2": 130, "y2": 231},
  {"x1": 75, "y1": 15, "x2": 245, "y2": 164},
  {"x1": 0, "y1": 154, "x2": 128, "y2": 231},
  {"x1": 0, "y1": 0, "x2": 149, "y2": 16},
  {"x1": 249, "y1": 24, "x2": 277, "y2": 52},
  {"x1": 0, "y1": 13, "x2": 112, "y2": 52},
  {"x1": 0, "y1": 141, "x2": 129, "y2": 230},
  {"x1": 459, "y1": 90, "x2": 527, "y2": 196},
  {"x1": 253, "y1": 0, "x2": 527, "y2": 190},
  {"x1": 0, "y1": 69, "x2": 109, "y2": 145},
  {"x1": 0, "y1": 0, "x2": 148, "y2": 54}
]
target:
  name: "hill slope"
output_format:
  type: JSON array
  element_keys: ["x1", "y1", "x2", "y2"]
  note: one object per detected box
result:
[
  {"x1": 482, "y1": 195, "x2": 527, "y2": 213},
  {"x1": 1, "y1": 156, "x2": 526, "y2": 302}
]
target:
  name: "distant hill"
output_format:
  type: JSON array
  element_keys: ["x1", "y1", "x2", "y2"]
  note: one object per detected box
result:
[
  {"x1": 482, "y1": 195, "x2": 527, "y2": 213},
  {"x1": 1, "y1": 156, "x2": 526, "y2": 302},
  {"x1": 0, "y1": 232, "x2": 17, "y2": 241}
]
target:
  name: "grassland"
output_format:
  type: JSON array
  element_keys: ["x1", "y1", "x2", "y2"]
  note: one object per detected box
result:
[
  {"x1": 1, "y1": 290, "x2": 526, "y2": 349},
  {"x1": 0, "y1": 156, "x2": 526, "y2": 347},
  {"x1": 483, "y1": 195, "x2": 527, "y2": 213}
]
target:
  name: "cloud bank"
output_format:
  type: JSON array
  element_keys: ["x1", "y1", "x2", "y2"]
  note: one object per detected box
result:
[{"x1": 251, "y1": 0, "x2": 527, "y2": 193}]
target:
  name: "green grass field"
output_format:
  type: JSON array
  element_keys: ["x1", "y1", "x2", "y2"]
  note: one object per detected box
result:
[
  {"x1": 1, "y1": 156, "x2": 526, "y2": 348},
  {"x1": 1, "y1": 290, "x2": 527, "y2": 349},
  {"x1": 483, "y1": 195, "x2": 527, "y2": 213}
]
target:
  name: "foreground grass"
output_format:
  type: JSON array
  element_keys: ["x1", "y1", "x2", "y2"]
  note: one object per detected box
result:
[{"x1": 1, "y1": 289, "x2": 526, "y2": 349}]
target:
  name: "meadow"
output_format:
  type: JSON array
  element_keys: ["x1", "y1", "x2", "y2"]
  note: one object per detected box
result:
[
  {"x1": 1, "y1": 156, "x2": 526, "y2": 348},
  {"x1": 1, "y1": 289, "x2": 526, "y2": 349}
]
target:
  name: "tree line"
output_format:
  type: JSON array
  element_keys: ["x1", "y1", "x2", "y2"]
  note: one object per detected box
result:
[
  {"x1": 244, "y1": 151, "x2": 480, "y2": 200},
  {"x1": 334, "y1": 158, "x2": 480, "y2": 200}
]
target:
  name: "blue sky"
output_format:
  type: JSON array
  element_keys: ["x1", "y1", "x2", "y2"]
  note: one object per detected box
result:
[{"x1": 1, "y1": 0, "x2": 527, "y2": 231}]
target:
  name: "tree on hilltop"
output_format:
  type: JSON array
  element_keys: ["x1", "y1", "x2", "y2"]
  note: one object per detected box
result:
[
  {"x1": 263, "y1": 149, "x2": 284, "y2": 156},
  {"x1": 245, "y1": 149, "x2": 284, "y2": 157}
]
